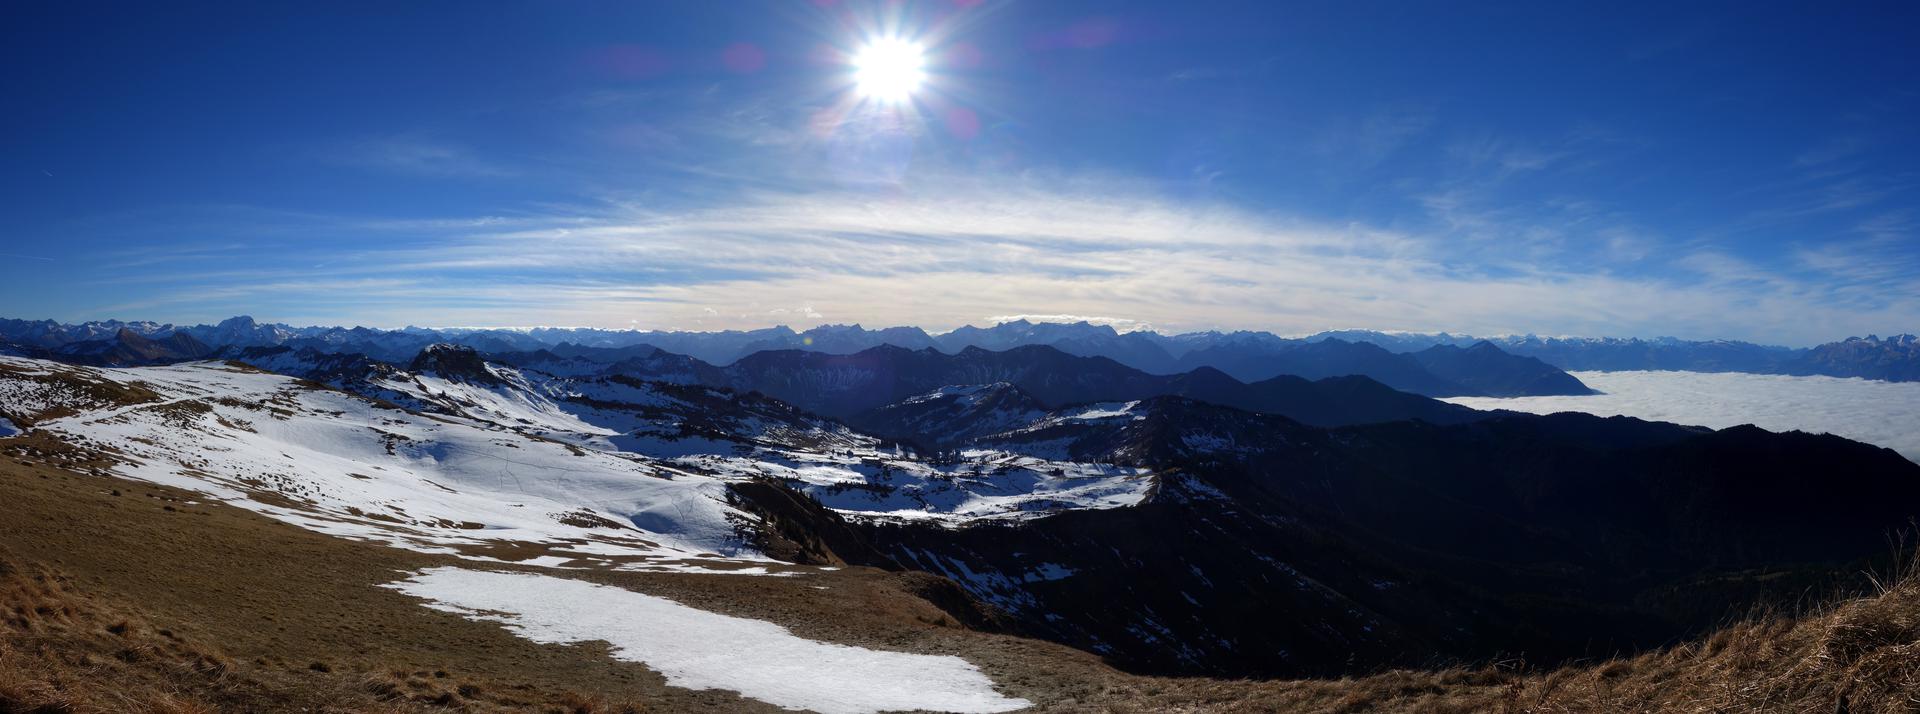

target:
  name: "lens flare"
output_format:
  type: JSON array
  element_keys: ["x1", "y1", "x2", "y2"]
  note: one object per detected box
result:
[{"x1": 852, "y1": 37, "x2": 926, "y2": 102}]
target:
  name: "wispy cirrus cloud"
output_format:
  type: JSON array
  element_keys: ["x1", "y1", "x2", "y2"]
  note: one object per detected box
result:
[
  {"x1": 325, "y1": 136, "x2": 515, "y2": 178},
  {"x1": 57, "y1": 174, "x2": 1920, "y2": 344}
]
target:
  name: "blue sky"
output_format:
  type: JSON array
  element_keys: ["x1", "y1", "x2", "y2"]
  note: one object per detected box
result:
[{"x1": 3, "y1": 1, "x2": 1916, "y2": 344}]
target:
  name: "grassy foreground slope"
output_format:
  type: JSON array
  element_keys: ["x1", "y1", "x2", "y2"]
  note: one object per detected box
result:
[{"x1": 2, "y1": 431, "x2": 1918, "y2": 713}]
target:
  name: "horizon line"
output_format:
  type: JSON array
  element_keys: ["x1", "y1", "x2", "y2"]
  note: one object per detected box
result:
[{"x1": 4, "y1": 313, "x2": 1900, "y2": 349}]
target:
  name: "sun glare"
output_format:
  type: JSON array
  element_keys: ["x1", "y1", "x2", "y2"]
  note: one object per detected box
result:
[{"x1": 852, "y1": 37, "x2": 926, "y2": 102}]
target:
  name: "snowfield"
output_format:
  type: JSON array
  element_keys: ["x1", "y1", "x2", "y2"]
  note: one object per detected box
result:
[
  {"x1": 674, "y1": 450, "x2": 1151, "y2": 524},
  {"x1": 359, "y1": 360, "x2": 1155, "y2": 524},
  {"x1": 1058, "y1": 401, "x2": 1143, "y2": 422},
  {"x1": 0, "y1": 358, "x2": 135, "y2": 419},
  {"x1": 386, "y1": 567, "x2": 1032, "y2": 714},
  {"x1": 1444, "y1": 370, "x2": 1920, "y2": 463},
  {"x1": 0, "y1": 355, "x2": 1155, "y2": 570},
  {"x1": 0, "y1": 356, "x2": 776, "y2": 573}
]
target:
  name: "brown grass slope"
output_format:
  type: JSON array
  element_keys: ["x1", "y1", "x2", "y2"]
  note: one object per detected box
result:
[
  {"x1": 1164, "y1": 569, "x2": 1920, "y2": 713},
  {"x1": 0, "y1": 550, "x2": 234, "y2": 714},
  {"x1": 0, "y1": 543, "x2": 665, "y2": 714},
  {"x1": 1505, "y1": 569, "x2": 1920, "y2": 714}
]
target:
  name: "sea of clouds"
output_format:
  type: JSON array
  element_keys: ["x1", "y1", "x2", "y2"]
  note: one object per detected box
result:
[{"x1": 1444, "y1": 371, "x2": 1920, "y2": 463}]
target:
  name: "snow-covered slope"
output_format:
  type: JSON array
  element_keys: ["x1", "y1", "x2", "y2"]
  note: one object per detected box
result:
[
  {"x1": 0, "y1": 353, "x2": 1155, "y2": 574},
  {"x1": 0, "y1": 356, "x2": 774, "y2": 573},
  {"x1": 845, "y1": 383, "x2": 1051, "y2": 450},
  {"x1": 360, "y1": 350, "x2": 1156, "y2": 525}
]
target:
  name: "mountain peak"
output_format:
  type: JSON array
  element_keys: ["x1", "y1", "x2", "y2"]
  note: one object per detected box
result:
[{"x1": 407, "y1": 343, "x2": 503, "y2": 384}]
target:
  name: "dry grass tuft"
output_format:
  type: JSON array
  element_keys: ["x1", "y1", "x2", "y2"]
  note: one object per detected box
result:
[
  {"x1": 0, "y1": 550, "x2": 245, "y2": 714},
  {"x1": 1480, "y1": 559, "x2": 1920, "y2": 713},
  {"x1": 1009, "y1": 558, "x2": 1920, "y2": 713},
  {"x1": 547, "y1": 691, "x2": 649, "y2": 714},
  {"x1": 1152, "y1": 558, "x2": 1920, "y2": 713}
]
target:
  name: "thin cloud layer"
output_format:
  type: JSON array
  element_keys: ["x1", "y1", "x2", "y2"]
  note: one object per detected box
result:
[
  {"x1": 1445, "y1": 371, "x2": 1920, "y2": 463},
  {"x1": 58, "y1": 181, "x2": 1920, "y2": 343}
]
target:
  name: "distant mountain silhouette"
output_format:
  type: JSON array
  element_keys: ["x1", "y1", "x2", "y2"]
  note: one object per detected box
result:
[
  {"x1": 1411, "y1": 341, "x2": 1598, "y2": 396},
  {"x1": 1787, "y1": 334, "x2": 1920, "y2": 381},
  {"x1": 53, "y1": 328, "x2": 212, "y2": 366},
  {"x1": 8, "y1": 315, "x2": 1919, "y2": 383},
  {"x1": 1174, "y1": 337, "x2": 1474, "y2": 394},
  {"x1": 718, "y1": 344, "x2": 1482, "y2": 427}
]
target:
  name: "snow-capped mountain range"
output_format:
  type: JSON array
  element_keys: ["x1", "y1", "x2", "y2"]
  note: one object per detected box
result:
[{"x1": 4, "y1": 315, "x2": 1914, "y2": 384}]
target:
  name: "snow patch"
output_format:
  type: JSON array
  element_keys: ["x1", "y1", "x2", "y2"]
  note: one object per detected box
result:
[
  {"x1": 902, "y1": 384, "x2": 998, "y2": 405},
  {"x1": 386, "y1": 567, "x2": 1030, "y2": 714},
  {"x1": 1021, "y1": 563, "x2": 1075, "y2": 582},
  {"x1": 1062, "y1": 401, "x2": 1140, "y2": 421},
  {"x1": 676, "y1": 449, "x2": 1151, "y2": 525}
]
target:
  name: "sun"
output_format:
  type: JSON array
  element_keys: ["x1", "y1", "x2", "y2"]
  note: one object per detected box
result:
[{"x1": 851, "y1": 37, "x2": 926, "y2": 103}]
